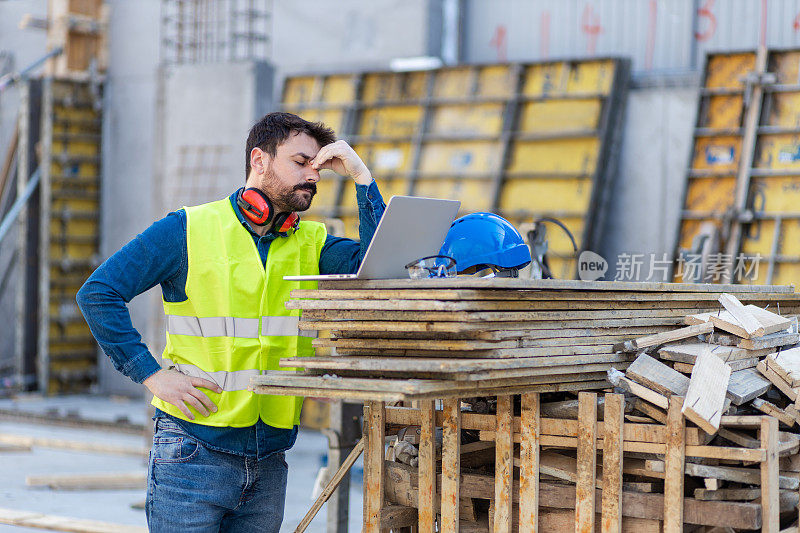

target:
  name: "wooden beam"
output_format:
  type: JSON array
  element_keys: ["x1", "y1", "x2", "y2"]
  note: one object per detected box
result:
[
  {"x1": 613, "y1": 322, "x2": 713, "y2": 352},
  {"x1": 663, "y1": 396, "x2": 686, "y2": 533},
  {"x1": 24, "y1": 472, "x2": 145, "y2": 491},
  {"x1": 418, "y1": 400, "x2": 436, "y2": 533},
  {"x1": 761, "y1": 416, "x2": 780, "y2": 533},
  {"x1": 718, "y1": 293, "x2": 764, "y2": 337},
  {"x1": 519, "y1": 393, "x2": 540, "y2": 533},
  {"x1": 494, "y1": 395, "x2": 514, "y2": 533},
  {"x1": 726, "y1": 368, "x2": 772, "y2": 405},
  {"x1": 0, "y1": 508, "x2": 146, "y2": 532},
  {"x1": 441, "y1": 398, "x2": 461, "y2": 533},
  {"x1": 601, "y1": 393, "x2": 624, "y2": 533},
  {"x1": 576, "y1": 391, "x2": 598, "y2": 533},
  {"x1": 364, "y1": 402, "x2": 385, "y2": 533}
]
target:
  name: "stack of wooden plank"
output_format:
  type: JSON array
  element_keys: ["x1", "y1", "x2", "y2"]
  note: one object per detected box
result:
[{"x1": 250, "y1": 279, "x2": 800, "y2": 402}]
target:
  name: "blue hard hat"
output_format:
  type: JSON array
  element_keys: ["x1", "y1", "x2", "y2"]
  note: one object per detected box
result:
[{"x1": 439, "y1": 213, "x2": 531, "y2": 274}]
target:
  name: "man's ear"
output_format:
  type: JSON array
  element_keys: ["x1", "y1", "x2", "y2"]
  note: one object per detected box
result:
[{"x1": 250, "y1": 147, "x2": 271, "y2": 175}]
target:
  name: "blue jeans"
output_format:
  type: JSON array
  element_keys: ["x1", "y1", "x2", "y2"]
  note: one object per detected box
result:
[{"x1": 146, "y1": 417, "x2": 288, "y2": 532}]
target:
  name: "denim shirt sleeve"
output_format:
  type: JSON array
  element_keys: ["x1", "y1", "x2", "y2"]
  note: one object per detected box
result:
[
  {"x1": 318, "y1": 179, "x2": 386, "y2": 274},
  {"x1": 76, "y1": 212, "x2": 187, "y2": 384}
]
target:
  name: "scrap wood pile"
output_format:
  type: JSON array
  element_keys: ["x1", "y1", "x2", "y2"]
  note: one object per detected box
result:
[
  {"x1": 249, "y1": 278, "x2": 800, "y2": 402},
  {"x1": 247, "y1": 279, "x2": 800, "y2": 532}
]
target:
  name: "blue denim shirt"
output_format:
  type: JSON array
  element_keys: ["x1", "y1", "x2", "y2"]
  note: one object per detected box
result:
[{"x1": 77, "y1": 181, "x2": 386, "y2": 458}]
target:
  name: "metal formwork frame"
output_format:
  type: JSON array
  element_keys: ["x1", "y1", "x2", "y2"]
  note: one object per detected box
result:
[{"x1": 281, "y1": 58, "x2": 631, "y2": 279}]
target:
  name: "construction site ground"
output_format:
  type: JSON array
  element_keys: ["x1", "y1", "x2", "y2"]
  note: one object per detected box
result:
[{"x1": 0, "y1": 394, "x2": 362, "y2": 532}]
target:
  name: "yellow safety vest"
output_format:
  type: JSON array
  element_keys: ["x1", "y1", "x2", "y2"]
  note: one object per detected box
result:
[{"x1": 151, "y1": 197, "x2": 326, "y2": 429}]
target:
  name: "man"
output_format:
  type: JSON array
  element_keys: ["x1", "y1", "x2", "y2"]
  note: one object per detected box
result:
[{"x1": 77, "y1": 112, "x2": 386, "y2": 531}]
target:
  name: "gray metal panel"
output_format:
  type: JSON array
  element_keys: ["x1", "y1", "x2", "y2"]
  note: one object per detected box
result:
[{"x1": 462, "y1": 0, "x2": 800, "y2": 75}]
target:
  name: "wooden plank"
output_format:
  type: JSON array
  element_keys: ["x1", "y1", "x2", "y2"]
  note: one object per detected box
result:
[
  {"x1": 314, "y1": 277, "x2": 794, "y2": 293},
  {"x1": 601, "y1": 393, "x2": 624, "y2": 533},
  {"x1": 625, "y1": 354, "x2": 690, "y2": 397},
  {"x1": 613, "y1": 322, "x2": 713, "y2": 352},
  {"x1": 658, "y1": 342, "x2": 769, "y2": 363},
  {"x1": 682, "y1": 350, "x2": 731, "y2": 434},
  {"x1": 0, "y1": 507, "x2": 147, "y2": 533},
  {"x1": 693, "y1": 487, "x2": 761, "y2": 501},
  {"x1": 364, "y1": 401, "x2": 385, "y2": 533},
  {"x1": 757, "y1": 359, "x2": 798, "y2": 401},
  {"x1": 296, "y1": 437, "x2": 365, "y2": 533},
  {"x1": 418, "y1": 400, "x2": 436, "y2": 533},
  {"x1": 25, "y1": 472, "x2": 145, "y2": 491},
  {"x1": 384, "y1": 461, "x2": 762, "y2": 529},
  {"x1": 441, "y1": 398, "x2": 461, "y2": 533},
  {"x1": 751, "y1": 398, "x2": 796, "y2": 427},
  {"x1": 738, "y1": 331, "x2": 799, "y2": 350},
  {"x1": 719, "y1": 293, "x2": 765, "y2": 337},
  {"x1": 575, "y1": 391, "x2": 597, "y2": 533},
  {"x1": 0, "y1": 434, "x2": 147, "y2": 457},
  {"x1": 708, "y1": 304, "x2": 792, "y2": 339},
  {"x1": 726, "y1": 368, "x2": 772, "y2": 405},
  {"x1": 519, "y1": 393, "x2": 540, "y2": 533},
  {"x1": 671, "y1": 358, "x2": 758, "y2": 373},
  {"x1": 494, "y1": 395, "x2": 513, "y2": 533},
  {"x1": 766, "y1": 347, "x2": 800, "y2": 387},
  {"x1": 646, "y1": 459, "x2": 798, "y2": 490},
  {"x1": 292, "y1": 287, "x2": 800, "y2": 301},
  {"x1": 380, "y1": 505, "x2": 418, "y2": 529},
  {"x1": 663, "y1": 396, "x2": 686, "y2": 533},
  {"x1": 761, "y1": 416, "x2": 780, "y2": 533}
]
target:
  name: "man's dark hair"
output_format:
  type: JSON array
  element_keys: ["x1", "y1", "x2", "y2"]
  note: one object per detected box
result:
[{"x1": 245, "y1": 112, "x2": 336, "y2": 179}]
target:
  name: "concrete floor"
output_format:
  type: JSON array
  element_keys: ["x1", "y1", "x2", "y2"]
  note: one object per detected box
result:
[{"x1": 0, "y1": 395, "x2": 363, "y2": 532}]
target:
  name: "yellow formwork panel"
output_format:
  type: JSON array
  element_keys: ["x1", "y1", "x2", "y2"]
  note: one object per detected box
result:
[
  {"x1": 704, "y1": 53, "x2": 754, "y2": 89},
  {"x1": 702, "y1": 95, "x2": 744, "y2": 129},
  {"x1": 284, "y1": 107, "x2": 346, "y2": 132},
  {"x1": 740, "y1": 219, "x2": 778, "y2": 256},
  {"x1": 52, "y1": 161, "x2": 99, "y2": 178},
  {"x1": 361, "y1": 71, "x2": 428, "y2": 103},
  {"x1": 359, "y1": 106, "x2": 423, "y2": 137},
  {"x1": 755, "y1": 134, "x2": 800, "y2": 170},
  {"x1": 50, "y1": 242, "x2": 96, "y2": 261},
  {"x1": 418, "y1": 141, "x2": 502, "y2": 176},
  {"x1": 353, "y1": 142, "x2": 414, "y2": 175},
  {"x1": 770, "y1": 51, "x2": 800, "y2": 85},
  {"x1": 771, "y1": 263, "x2": 800, "y2": 286},
  {"x1": 414, "y1": 178, "x2": 493, "y2": 212},
  {"x1": 429, "y1": 104, "x2": 504, "y2": 136},
  {"x1": 508, "y1": 138, "x2": 599, "y2": 175},
  {"x1": 433, "y1": 67, "x2": 473, "y2": 99},
  {"x1": 339, "y1": 215, "x2": 359, "y2": 239},
  {"x1": 321, "y1": 75, "x2": 357, "y2": 104},
  {"x1": 523, "y1": 60, "x2": 614, "y2": 97},
  {"x1": 49, "y1": 317, "x2": 91, "y2": 336},
  {"x1": 51, "y1": 140, "x2": 98, "y2": 157},
  {"x1": 683, "y1": 176, "x2": 737, "y2": 213},
  {"x1": 340, "y1": 178, "x2": 410, "y2": 211},
  {"x1": 49, "y1": 218, "x2": 98, "y2": 239},
  {"x1": 766, "y1": 93, "x2": 800, "y2": 127},
  {"x1": 500, "y1": 177, "x2": 592, "y2": 213},
  {"x1": 677, "y1": 219, "x2": 723, "y2": 250},
  {"x1": 282, "y1": 76, "x2": 317, "y2": 105},
  {"x1": 750, "y1": 176, "x2": 800, "y2": 213},
  {"x1": 52, "y1": 197, "x2": 97, "y2": 213},
  {"x1": 475, "y1": 65, "x2": 514, "y2": 97},
  {"x1": 691, "y1": 136, "x2": 741, "y2": 172},
  {"x1": 518, "y1": 99, "x2": 601, "y2": 134}
]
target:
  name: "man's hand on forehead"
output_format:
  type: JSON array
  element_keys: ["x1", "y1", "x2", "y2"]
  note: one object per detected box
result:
[{"x1": 310, "y1": 140, "x2": 373, "y2": 186}]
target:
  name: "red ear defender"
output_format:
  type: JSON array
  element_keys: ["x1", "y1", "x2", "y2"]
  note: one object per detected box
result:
[
  {"x1": 275, "y1": 211, "x2": 300, "y2": 233},
  {"x1": 236, "y1": 188, "x2": 300, "y2": 232},
  {"x1": 237, "y1": 188, "x2": 273, "y2": 226}
]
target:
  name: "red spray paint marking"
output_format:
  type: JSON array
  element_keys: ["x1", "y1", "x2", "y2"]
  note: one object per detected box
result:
[
  {"x1": 645, "y1": 0, "x2": 658, "y2": 70},
  {"x1": 581, "y1": 4, "x2": 603, "y2": 55},
  {"x1": 695, "y1": 0, "x2": 717, "y2": 42},
  {"x1": 490, "y1": 25, "x2": 508, "y2": 62},
  {"x1": 793, "y1": 11, "x2": 800, "y2": 31},
  {"x1": 541, "y1": 11, "x2": 551, "y2": 59}
]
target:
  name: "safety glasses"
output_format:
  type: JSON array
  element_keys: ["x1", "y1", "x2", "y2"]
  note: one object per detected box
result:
[{"x1": 404, "y1": 255, "x2": 457, "y2": 279}]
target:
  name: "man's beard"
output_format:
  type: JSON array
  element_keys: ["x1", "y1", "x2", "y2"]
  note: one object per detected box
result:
[{"x1": 265, "y1": 169, "x2": 317, "y2": 212}]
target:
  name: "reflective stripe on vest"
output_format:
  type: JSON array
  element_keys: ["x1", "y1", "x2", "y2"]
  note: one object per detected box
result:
[
  {"x1": 166, "y1": 315, "x2": 318, "y2": 339},
  {"x1": 163, "y1": 357, "x2": 258, "y2": 392}
]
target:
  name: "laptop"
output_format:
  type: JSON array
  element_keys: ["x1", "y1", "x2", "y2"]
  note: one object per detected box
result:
[{"x1": 284, "y1": 195, "x2": 461, "y2": 281}]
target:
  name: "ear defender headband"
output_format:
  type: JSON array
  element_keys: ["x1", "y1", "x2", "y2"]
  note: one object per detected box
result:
[{"x1": 236, "y1": 188, "x2": 300, "y2": 233}]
